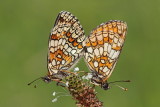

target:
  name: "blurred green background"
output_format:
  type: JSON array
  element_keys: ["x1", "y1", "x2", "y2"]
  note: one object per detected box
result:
[{"x1": 0, "y1": 0, "x2": 159, "y2": 107}]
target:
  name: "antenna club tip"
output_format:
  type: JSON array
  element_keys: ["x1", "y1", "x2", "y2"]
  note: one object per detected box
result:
[
  {"x1": 124, "y1": 88, "x2": 128, "y2": 91},
  {"x1": 127, "y1": 80, "x2": 131, "y2": 82}
]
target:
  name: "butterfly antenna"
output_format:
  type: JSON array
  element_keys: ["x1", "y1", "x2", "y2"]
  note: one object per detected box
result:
[
  {"x1": 112, "y1": 84, "x2": 128, "y2": 91},
  {"x1": 109, "y1": 80, "x2": 130, "y2": 91},
  {"x1": 109, "y1": 80, "x2": 130, "y2": 84},
  {"x1": 27, "y1": 77, "x2": 42, "y2": 86}
]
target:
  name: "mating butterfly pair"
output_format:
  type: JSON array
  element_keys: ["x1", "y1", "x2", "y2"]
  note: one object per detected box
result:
[{"x1": 37, "y1": 11, "x2": 127, "y2": 90}]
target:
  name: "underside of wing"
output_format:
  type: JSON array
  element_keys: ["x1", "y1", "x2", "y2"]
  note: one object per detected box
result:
[
  {"x1": 84, "y1": 20, "x2": 127, "y2": 81},
  {"x1": 48, "y1": 11, "x2": 85, "y2": 74}
]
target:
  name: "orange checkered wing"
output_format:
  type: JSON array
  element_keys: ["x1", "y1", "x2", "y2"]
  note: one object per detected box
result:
[
  {"x1": 84, "y1": 20, "x2": 127, "y2": 83},
  {"x1": 48, "y1": 11, "x2": 85, "y2": 75}
]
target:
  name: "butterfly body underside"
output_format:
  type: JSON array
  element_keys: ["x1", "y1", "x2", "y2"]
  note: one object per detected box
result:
[
  {"x1": 47, "y1": 11, "x2": 85, "y2": 81},
  {"x1": 84, "y1": 20, "x2": 127, "y2": 86}
]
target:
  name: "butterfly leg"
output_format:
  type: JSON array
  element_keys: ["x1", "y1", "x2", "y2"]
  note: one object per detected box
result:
[
  {"x1": 51, "y1": 78, "x2": 67, "y2": 87},
  {"x1": 61, "y1": 70, "x2": 77, "y2": 75}
]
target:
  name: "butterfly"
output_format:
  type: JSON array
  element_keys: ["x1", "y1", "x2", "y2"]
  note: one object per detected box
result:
[
  {"x1": 45, "y1": 11, "x2": 86, "y2": 83},
  {"x1": 83, "y1": 20, "x2": 128, "y2": 90},
  {"x1": 28, "y1": 11, "x2": 85, "y2": 86},
  {"x1": 28, "y1": 11, "x2": 128, "y2": 89}
]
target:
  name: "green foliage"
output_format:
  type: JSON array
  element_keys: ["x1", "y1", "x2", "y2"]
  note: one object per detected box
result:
[{"x1": 0, "y1": 0, "x2": 160, "y2": 107}]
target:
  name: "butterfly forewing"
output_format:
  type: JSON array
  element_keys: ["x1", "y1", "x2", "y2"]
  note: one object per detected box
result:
[
  {"x1": 84, "y1": 20, "x2": 127, "y2": 83},
  {"x1": 48, "y1": 11, "x2": 85, "y2": 75}
]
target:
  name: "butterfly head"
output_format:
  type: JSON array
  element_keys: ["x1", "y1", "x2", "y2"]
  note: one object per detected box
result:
[
  {"x1": 101, "y1": 82, "x2": 110, "y2": 90},
  {"x1": 91, "y1": 76, "x2": 110, "y2": 90},
  {"x1": 41, "y1": 76, "x2": 52, "y2": 83},
  {"x1": 28, "y1": 76, "x2": 52, "y2": 88}
]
